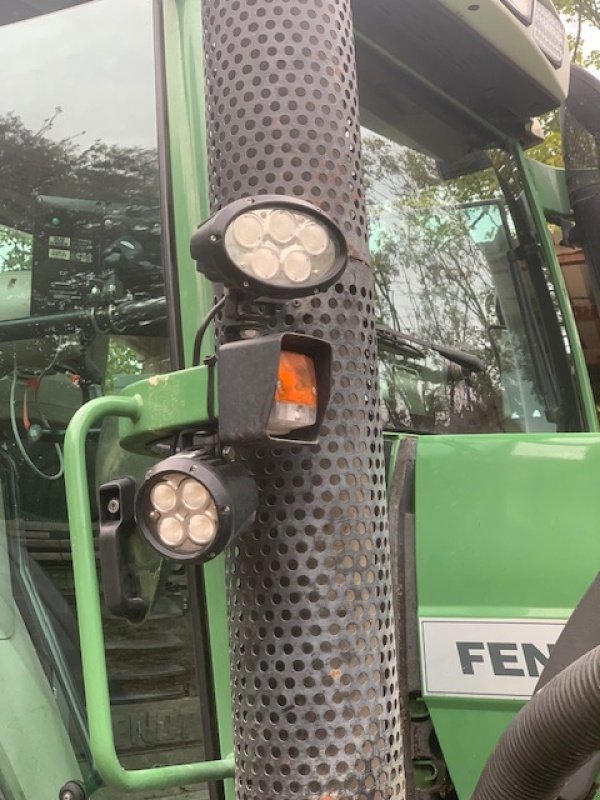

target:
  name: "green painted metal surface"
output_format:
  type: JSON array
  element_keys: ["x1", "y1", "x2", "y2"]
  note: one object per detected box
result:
[
  {"x1": 161, "y1": 1, "x2": 235, "y2": 788},
  {"x1": 0, "y1": 610, "x2": 83, "y2": 799},
  {"x1": 162, "y1": 0, "x2": 215, "y2": 365},
  {"x1": 515, "y1": 144, "x2": 598, "y2": 431},
  {"x1": 415, "y1": 432, "x2": 600, "y2": 799},
  {"x1": 118, "y1": 365, "x2": 212, "y2": 454},
  {"x1": 64, "y1": 394, "x2": 235, "y2": 791},
  {"x1": 524, "y1": 157, "x2": 571, "y2": 217}
]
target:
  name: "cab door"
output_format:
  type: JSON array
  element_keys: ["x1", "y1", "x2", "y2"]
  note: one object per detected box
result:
[{"x1": 0, "y1": 2, "x2": 218, "y2": 797}]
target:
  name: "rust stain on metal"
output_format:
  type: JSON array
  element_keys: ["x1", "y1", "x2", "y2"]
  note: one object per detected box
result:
[{"x1": 329, "y1": 668, "x2": 342, "y2": 681}]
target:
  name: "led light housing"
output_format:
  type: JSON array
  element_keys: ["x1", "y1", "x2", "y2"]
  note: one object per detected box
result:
[
  {"x1": 218, "y1": 332, "x2": 332, "y2": 445},
  {"x1": 533, "y1": 2, "x2": 566, "y2": 68},
  {"x1": 135, "y1": 452, "x2": 258, "y2": 563},
  {"x1": 500, "y1": 0, "x2": 534, "y2": 24},
  {"x1": 190, "y1": 196, "x2": 348, "y2": 299}
]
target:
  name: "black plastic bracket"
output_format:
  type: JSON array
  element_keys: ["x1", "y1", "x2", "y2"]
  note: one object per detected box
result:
[
  {"x1": 98, "y1": 476, "x2": 146, "y2": 623},
  {"x1": 58, "y1": 780, "x2": 86, "y2": 800}
]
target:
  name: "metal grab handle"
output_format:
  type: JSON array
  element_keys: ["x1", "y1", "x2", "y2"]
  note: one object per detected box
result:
[{"x1": 64, "y1": 394, "x2": 235, "y2": 792}]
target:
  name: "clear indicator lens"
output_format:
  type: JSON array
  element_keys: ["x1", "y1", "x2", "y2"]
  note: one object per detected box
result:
[
  {"x1": 181, "y1": 479, "x2": 210, "y2": 511},
  {"x1": 150, "y1": 482, "x2": 177, "y2": 514},
  {"x1": 188, "y1": 513, "x2": 218, "y2": 546},
  {"x1": 267, "y1": 401, "x2": 318, "y2": 436},
  {"x1": 224, "y1": 206, "x2": 339, "y2": 288},
  {"x1": 158, "y1": 516, "x2": 186, "y2": 547}
]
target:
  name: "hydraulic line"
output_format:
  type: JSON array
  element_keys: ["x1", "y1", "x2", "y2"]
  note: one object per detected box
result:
[
  {"x1": 472, "y1": 643, "x2": 600, "y2": 800},
  {"x1": 10, "y1": 366, "x2": 64, "y2": 481}
]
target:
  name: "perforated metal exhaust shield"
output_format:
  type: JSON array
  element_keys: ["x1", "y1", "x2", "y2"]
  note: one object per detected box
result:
[{"x1": 201, "y1": 1, "x2": 405, "y2": 797}]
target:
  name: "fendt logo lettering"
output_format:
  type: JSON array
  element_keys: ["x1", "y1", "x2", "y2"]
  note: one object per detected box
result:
[
  {"x1": 420, "y1": 618, "x2": 567, "y2": 699},
  {"x1": 457, "y1": 641, "x2": 553, "y2": 678}
]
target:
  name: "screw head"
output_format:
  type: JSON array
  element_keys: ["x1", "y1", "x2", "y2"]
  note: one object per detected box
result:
[{"x1": 107, "y1": 498, "x2": 120, "y2": 515}]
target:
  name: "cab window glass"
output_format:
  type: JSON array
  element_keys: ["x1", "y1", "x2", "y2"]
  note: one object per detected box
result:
[
  {"x1": 0, "y1": 0, "x2": 208, "y2": 790},
  {"x1": 363, "y1": 128, "x2": 581, "y2": 433}
]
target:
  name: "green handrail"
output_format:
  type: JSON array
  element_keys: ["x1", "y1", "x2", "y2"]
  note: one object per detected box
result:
[{"x1": 64, "y1": 394, "x2": 235, "y2": 791}]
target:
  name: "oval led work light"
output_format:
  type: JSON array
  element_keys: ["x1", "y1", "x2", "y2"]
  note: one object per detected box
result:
[
  {"x1": 190, "y1": 195, "x2": 348, "y2": 298},
  {"x1": 135, "y1": 451, "x2": 258, "y2": 564}
]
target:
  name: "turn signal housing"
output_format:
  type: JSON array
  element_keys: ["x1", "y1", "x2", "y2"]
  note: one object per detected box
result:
[{"x1": 218, "y1": 332, "x2": 331, "y2": 445}]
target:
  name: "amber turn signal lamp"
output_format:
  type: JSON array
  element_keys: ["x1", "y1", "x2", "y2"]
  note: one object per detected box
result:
[
  {"x1": 218, "y1": 333, "x2": 331, "y2": 445},
  {"x1": 268, "y1": 352, "x2": 318, "y2": 436}
]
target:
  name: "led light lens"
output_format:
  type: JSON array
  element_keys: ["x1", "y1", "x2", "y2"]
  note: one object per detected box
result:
[
  {"x1": 229, "y1": 212, "x2": 263, "y2": 248},
  {"x1": 150, "y1": 482, "x2": 177, "y2": 514},
  {"x1": 181, "y1": 479, "x2": 210, "y2": 511},
  {"x1": 500, "y1": 0, "x2": 534, "y2": 23},
  {"x1": 282, "y1": 249, "x2": 312, "y2": 283},
  {"x1": 224, "y1": 206, "x2": 337, "y2": 289},
  {"x1": 249, "y1": 246, "x2": 280, "y2": 280},
  {"x1": 533, "y1": 2, "x2": 565, "y2": 67},
  {"x1": 158, "y1": 516, "x2": 186, "y2": 547},
  {"x1": 144, "y1": 472, "x2": 219, "y2": 556},
  {"x1": 188, "y1": 512, "x2": 218, "y2": 546},
  {"x1": 297, "y1": 222, "x2": 330, "y2": 255},
  {"x1": 267, "y1": 210, "x2": 297, "y2": 244}
]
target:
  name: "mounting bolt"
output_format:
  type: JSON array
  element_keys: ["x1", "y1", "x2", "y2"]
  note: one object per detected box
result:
[
  {"x1": 59, "y1": 781, "x2": 86, "y2": 800},
  {"x1": 107, "y1": 498, "x2": 120, "y2": 515}
]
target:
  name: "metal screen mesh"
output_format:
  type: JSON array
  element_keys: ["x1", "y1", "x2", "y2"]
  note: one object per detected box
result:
[{"x1": 202, "y1": 1, "x2": 404, "y2": 796}]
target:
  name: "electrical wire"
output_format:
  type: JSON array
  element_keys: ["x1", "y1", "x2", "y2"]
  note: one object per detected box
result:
[
  {"x1": 10, "y1": 366, "x2": 64, "y2": 481},
  {"x1": 192, "y1": 295, "x2": 227, "y2": 367}
]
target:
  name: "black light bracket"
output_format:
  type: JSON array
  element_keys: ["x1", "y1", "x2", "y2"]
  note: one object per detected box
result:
[
  {"x1": 217, "y1": 331, "x2": 332, "y2": 446},
  {"x1": 98, "y1": 477, "x2": 147, "y2": 624}
]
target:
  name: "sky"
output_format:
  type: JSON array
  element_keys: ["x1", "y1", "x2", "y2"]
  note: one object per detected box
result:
[
  {"x1": 0, "y1": 0, "x2": 158, "y2": 149},
  {"x1": 0, "y1": 0, "x2": 597, "y2": 149}
]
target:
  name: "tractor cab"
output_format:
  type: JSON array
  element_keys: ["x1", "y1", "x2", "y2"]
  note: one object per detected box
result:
[{"x1": 0, "y1": 2, "x2": 599, "y2": 800}]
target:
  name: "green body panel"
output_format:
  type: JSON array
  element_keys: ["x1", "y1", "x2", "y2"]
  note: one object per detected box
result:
[
  {"x1": 64, "y1": 394, "x2": 235, "y2": 791},
  {"x1": 162, "y1": 0, "x2": 215, "y2": 364},
  {"x1": 524, "y1": 157, "x2": 571, "y2": 217},
  {"x1": 118, "y1": 365, "x2": 212, "y2": 454},
  {"x1": 515, "y1": 144, "x2": 598, "y2": 431},
  {"x1": 415, "y1": 432, "x2": 600, "y2": 799},
  {"x1": 0, "y1": 610, "x2": 83, "y2": 799},
  {"x1": 161, "y1": 3, "x2": 236, "y2": 787}
]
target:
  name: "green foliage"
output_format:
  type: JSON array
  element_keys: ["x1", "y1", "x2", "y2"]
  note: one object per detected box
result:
[
  {"x1": 0, "y1": 224, "x2": 31, "y2": 272},
  {"x1": 528, "y1": 1, "x2": 600, "y2": 167},
  {"x1": 105, "y1": 340, "x2": 144, "y2": 394},
  {"x1": 0, "y1": 109, "x2": 159, "y2": 235}
]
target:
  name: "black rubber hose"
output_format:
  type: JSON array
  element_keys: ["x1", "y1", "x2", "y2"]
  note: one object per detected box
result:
[{"x1": 472, "y1": 643, "x2": 600, "y2": 800}]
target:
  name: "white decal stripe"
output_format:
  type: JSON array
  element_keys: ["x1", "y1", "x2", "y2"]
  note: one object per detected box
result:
[{"x1": 420, "y1": 618, "x2": 567, "y2": 700}]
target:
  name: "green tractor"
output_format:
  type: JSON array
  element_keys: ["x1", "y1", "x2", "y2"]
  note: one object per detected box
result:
[{"x1": 0, "y1": 1, "x2": 600, "y2": 799}]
